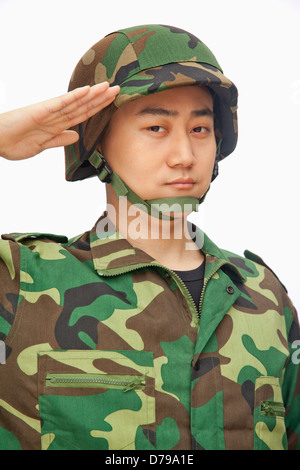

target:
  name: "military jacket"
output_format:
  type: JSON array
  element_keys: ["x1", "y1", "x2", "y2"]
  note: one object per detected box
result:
[{"x1": 0, "y1": 215, "x2": 299, "y2": 450}]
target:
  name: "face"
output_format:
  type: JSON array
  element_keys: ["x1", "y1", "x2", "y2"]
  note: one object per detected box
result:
[{"x1": 100, "y1": 86, "x2": 216, "y2": 204}]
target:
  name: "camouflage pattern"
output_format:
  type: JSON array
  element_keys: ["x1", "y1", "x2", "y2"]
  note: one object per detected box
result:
[
  {"x1": 0, "y1": 215, "x2": 299, "y2": 450},
  {"x1": 65, "y1": 24, "x2": 238, "y2": 182}
]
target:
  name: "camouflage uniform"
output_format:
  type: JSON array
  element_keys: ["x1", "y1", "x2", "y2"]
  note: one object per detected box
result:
[
  {"x1": 0, "y1": 25, "x2": 299, "y2": 450},
  {"x1": 0, "y1": 217, "x2": 299, "y2": 450}
]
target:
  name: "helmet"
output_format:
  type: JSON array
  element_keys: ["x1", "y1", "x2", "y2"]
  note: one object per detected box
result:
[{"x1": 65, "y1": 24, "x2": 238, "y2": 185}]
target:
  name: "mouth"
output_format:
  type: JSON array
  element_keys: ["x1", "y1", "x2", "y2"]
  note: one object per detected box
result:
[{"x1": 166, "y1": 178, "x2": 196, "y2": 189}]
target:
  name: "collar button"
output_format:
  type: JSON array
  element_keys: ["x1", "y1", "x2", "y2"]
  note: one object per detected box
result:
[{"x1": 226, "y1": 286, "x2": 234, "y2": 295}]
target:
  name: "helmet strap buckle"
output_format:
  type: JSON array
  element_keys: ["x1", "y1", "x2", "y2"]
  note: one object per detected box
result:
[{"x1": 89, "y1": 151, "x2": 113, "y2": 183}]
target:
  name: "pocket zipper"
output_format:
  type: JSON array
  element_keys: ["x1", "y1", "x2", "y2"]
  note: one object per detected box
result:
[
  {"x1": 260, "y1": 401, "x2": 285, "y2": 418},
  {"x1": 46, "y1": 373, "x2": 145, "y2": 393}
]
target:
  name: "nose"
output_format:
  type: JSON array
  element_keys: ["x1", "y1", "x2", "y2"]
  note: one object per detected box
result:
[{"x1": 166, "y1": 131, "x2": 196, "y2": 168}]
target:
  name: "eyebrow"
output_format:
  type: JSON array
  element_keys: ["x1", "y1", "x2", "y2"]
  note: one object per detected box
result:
[
  {"x1": 136, "y1": 106, "x2": 214, "y2": 118},
  {"x1": 191, "y1": 108, "x2": 214, "y2": 118}
]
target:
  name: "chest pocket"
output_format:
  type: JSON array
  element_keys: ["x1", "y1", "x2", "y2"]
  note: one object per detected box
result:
[
  {"x1": 38, "y1": 350, "x2": 155, "y2": 450},
  {"x1": 254, "y1": 376, "x2": 287, "y2": 450}
]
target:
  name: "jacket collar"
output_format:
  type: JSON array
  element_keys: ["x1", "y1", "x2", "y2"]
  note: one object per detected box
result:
[{"x1": 89, "y1": 214, "x2": 245, "y2": 282}]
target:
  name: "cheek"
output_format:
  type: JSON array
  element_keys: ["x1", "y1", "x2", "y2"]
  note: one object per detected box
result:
[
  {"x1": 196, "y1": 141, "x2": 216, "y2": 171},
  {"x1": 111, "y1": 137, "x2": 157, "y2": 178}
]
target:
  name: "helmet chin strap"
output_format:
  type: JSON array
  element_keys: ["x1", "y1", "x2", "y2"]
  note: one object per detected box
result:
[{"x1": 88, "y1": 150, "x2": 209, "y2": 220}]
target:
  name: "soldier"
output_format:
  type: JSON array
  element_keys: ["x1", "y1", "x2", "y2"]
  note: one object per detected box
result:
[{"x1": 0, "y1": 24, "x2": 299, "y2": 450}]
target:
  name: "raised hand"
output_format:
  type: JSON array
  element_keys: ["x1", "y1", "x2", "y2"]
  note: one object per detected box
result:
[{"x1": 0, "y1": 82, "x2": 119, "y2": 160}]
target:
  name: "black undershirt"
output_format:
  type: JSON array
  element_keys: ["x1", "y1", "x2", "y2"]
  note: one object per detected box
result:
[{"x1": 173, "y1": 261, "x2": 205, "y2": 312}]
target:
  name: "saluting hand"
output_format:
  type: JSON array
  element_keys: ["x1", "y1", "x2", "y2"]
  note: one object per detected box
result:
[{"x1": 0, "y1": 82, "x2": 119, "y2": 160}]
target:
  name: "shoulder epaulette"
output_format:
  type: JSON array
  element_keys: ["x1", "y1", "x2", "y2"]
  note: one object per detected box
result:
[
  {"x1": 1, "y1": 232, "x2": 68, "y2": 244},
  {"x1": 244, "y1": 249, "x2": 287, "y2": 293}
]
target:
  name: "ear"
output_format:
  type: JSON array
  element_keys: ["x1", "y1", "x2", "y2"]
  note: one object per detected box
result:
[
  {"x1": 211, "y1": 137, "x2": 222, "y2": 182},
  {"x1": 97, "y1": 122, "x2": 111, "y2": 157}
]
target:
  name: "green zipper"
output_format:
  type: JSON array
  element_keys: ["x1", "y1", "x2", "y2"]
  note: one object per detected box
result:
[
  {"x1": 166, "y1": 268, "x2": 200, "y2": 321},
  {"x1": 46, "y1": 373, "x2": 145, "y2": 393},
  {"x1": 97, "y1": 261, "x2": 200, "y2": 324},
  {"x1": 98, "y1": 259, "x2": 228, "y2": 322},
  {"x1": 198, "y1": 260, "x2": 227, "y2": 315},
  {"x1": 260, "y1": 401, "x2": 285, "y2": 418}
]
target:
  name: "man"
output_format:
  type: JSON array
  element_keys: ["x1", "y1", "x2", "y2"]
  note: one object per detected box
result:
[{"x1": 0, "y1": 24, "x2": 299, "y2": 450}]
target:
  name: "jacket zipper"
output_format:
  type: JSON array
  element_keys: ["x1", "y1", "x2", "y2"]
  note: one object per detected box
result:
[
  {"x1": 100, "y1": 263, "x2": 200, "y2": 324},
  {"x1": 166, "y1": 268, "x2": 200, "y2": 321},
  {"x1": 260, "y1": 401, "x2": 285, "y2": 418},
  {"x1": 98, "y1": 259, "x2": 228, "y2": 322},
  {"x1": 198, "y1": 260, "x2": 227, "y2": 315},
  {"x1": 46, "y1": 373, "x2": 145, "y2": 392}
]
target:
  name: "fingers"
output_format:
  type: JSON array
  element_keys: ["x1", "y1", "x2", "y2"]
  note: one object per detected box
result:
[
  {"x1": 57, "y1": 82, "x2": 109, "y2": 112},
  {"x1": 44, "y1": 82, "x2": 120, "y2": 128},
  {"x1": 40, "y1": 83, "x2": 121, "y2": 150},
  {"x1": 47, "y1": 82, "x2": 118, "y2": 115},
  {"x1": 63, "y1": 83, "x2": 120, "y2": 124},
  {"x1": 45, "y1": 85, "x2": 93, "y2": 113},
  {"x1": 42, "y1": 130, "x2": 80, "y2": 151},
  {"x1": 0, "y1": 82, "x2": 120, "y2": 160},
  {"x1": 44, "y1": 83, "x2": 107, "y2": 113}
]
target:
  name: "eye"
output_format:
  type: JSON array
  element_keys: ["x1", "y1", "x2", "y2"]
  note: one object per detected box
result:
[
  {"x1": 192, "y1": 126, "x2": 209, "y2": 134},
  {"x1": 148, "y1": 126, "x2": 165, "y2": 133}
]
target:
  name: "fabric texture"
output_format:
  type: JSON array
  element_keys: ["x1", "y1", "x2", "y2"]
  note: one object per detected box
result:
[{"x1": 0, "y1": 215, "x2": 299, "y2": 450}]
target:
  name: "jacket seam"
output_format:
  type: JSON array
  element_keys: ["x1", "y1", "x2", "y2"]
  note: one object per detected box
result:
[{"x1": 4, "y1": 242, "x2": 26, "y2": 346}]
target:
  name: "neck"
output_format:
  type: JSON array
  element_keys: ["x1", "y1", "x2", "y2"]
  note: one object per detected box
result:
[{"x1": 105, "y1": 190, "x2": 204, "y2": 270}]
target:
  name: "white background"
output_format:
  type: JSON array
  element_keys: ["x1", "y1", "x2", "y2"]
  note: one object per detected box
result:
[{"x1": 0, "y1": 0, "x2": 299, "y2": 314}]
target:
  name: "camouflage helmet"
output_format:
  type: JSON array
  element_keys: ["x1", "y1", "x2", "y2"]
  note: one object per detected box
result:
[{"x1": 65, "y1": 24, "x2": 238, "y2": 182}]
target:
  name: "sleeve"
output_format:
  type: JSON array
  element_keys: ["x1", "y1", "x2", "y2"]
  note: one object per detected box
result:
[
  {"x1": 244, "y1": 249, "x2": 300, "y2": 449},
  {"x1": 282, "y1": 298, "x2": 300, "y2": 450},
  {"x1": 0, "y1": 238, "x2": 21, "y2": 344}
]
